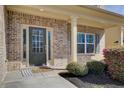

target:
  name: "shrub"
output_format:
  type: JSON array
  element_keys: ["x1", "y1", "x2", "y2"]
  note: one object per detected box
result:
[
  {"x1": 66, "y1": 62, "x2": 88, "y2": 76},
  {"x1": 87, "y1": 61, "x2": 106, "y2": 75},
  {"x1": 103, "y1": 48, "x2": 124, "y2": 82}
]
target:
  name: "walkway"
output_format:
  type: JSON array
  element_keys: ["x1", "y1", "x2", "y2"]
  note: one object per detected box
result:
[{"x1": 0, "y1": 68, "x2": 76, "y2": 88}]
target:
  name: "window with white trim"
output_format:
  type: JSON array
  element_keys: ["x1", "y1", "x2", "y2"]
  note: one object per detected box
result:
[{"x1": 77, "y1": 32, "x2": 95, "y2": 54}]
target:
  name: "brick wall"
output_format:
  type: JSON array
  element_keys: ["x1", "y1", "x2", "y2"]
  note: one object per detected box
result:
[
  {"x1": 7, "y1": 10, "x2": 69, "y2": 62},
  {"x1": 0, "y1": 6, "x2": 7, "y2": 81}
]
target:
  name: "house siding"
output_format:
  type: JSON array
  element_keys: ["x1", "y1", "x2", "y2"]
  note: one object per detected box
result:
[
  {"x1": 6, "y1": 10, "x2": 104, "y2": 70},
  {"x1": 105, "y1": 26, "x2": 121, "y2": 48},
  {"x1": 0, "y1": 6, "x2": 7, "y2": 81}
]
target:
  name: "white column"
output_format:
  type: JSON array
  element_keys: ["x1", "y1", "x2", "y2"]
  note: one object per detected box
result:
[
  {"x1": 121, "y1": 26, "x2": 124, "y2": 46},
  {"x1": 99, "y1": 32, "x2": 105, "y2": 54},
  {"x1": 71, "y1": 17, "x2": 78, "y2": 62}
]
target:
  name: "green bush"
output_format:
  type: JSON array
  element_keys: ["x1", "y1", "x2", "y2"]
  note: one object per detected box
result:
[
  {"x1": 87, "y1": 61, "x2": 106, "y2": 75},
  {"x1": 103, "y1": 48, "x2": 124, "y2": 82},
  {"x1": 66, "y1": 62, "x2": 88, "y2": 76}
]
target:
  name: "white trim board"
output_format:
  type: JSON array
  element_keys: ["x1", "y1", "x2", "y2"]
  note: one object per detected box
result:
[{"x1": 21, "y1": 24, "x2": 53, "y2": 67}]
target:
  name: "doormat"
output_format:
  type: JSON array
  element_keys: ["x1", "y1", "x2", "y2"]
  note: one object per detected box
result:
[{"x1": 32, "y1": 66, "x2": 53, "y2": 73}]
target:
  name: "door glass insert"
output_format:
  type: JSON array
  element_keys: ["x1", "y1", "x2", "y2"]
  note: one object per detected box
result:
[{"x1": 32, "y1": 29, "x2": 44, "y2": 53}]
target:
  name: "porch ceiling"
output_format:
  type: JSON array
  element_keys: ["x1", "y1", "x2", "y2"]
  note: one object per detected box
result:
[{"x1": 6, "y1": 5, "x2": 124, "y2": 29}]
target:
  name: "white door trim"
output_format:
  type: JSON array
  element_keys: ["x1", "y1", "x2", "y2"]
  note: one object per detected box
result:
[
  {"x1": 46, "y1": 30, "x2": 54, "y2": 66},
  {"x1": 21, "y1": 24, "x2": 53, "y2": 67}
]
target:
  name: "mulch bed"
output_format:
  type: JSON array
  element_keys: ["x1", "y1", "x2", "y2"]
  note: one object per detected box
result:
[{"x1": 59, "y1": 72, "x2": 124, "y2": 88}]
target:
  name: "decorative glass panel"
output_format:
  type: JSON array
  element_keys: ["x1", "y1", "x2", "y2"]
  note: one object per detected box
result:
[
  {"x1": 39, "y1": 30, "x2": 43, "y2": 35},
  {"x1": 32, "y1": 30, "x2": 37, "y2": 35},
  {"x1": 32, "y1": 42, "x2": 35, "y2": 48},
  {"x1": 32, "y1": 36, "x2": 35, "y2": 42},
  {"x1": 40, "y1": 36, "x2": 43, "y2": 42},
  {"x1": 37, "y1": 36, "x2": 39, "y2": 41},
  {"x1": 40, "y1": 42, "x2": 43, "y2": 47},
  {"x1": 32, "y1": 28, "x2": 44, "y2": 53}
]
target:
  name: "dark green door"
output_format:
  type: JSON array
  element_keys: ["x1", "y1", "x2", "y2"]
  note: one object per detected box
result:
[{"x1": 29, "y1": 27, "x2": 46, "y2": 66}]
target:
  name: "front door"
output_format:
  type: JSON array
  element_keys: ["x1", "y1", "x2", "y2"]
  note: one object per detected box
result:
[{"x1": 29, "y1": 27, "x2": 46, "y2": 66}]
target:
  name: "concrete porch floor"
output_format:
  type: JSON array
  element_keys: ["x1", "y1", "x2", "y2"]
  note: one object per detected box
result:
[{"x1": 0, "y1": 68, "x2": 76, "y2": 88}]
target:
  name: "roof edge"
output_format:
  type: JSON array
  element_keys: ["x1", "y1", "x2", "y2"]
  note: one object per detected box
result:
[{"x1": 79, "y1": 5, "x2": 124, "y2": 18}]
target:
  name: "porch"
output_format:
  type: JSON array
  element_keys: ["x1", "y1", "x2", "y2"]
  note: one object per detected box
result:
[
  {"x1": 0, "y1": 68, "x2": 76, "y2": 88},
  {"x1": 4, "y1": 5, "x2": 124, "y2": 70}
]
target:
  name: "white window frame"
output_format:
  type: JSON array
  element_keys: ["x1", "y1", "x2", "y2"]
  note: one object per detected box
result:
[{"x1": 77, "y1": 32, "x2": 95, "y2": 54}]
